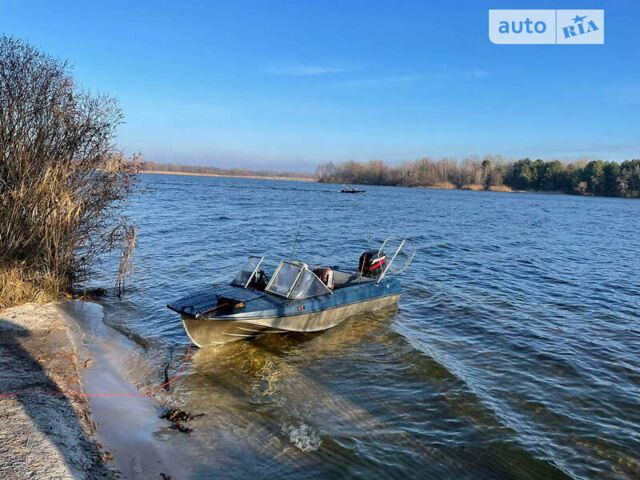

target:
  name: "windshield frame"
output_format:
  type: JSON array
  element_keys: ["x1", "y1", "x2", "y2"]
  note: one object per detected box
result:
[
  {"x1": 265, "y1": 260, "x2": 332, "y2": 299},
  {"x1": 264, "y1": 260, "x2": 305, "y2": 298},
  {"x1": 231, "y1": 256, "x2": 264, "y2": 288},
  {"x1": 289, "y1": 268, "x2": 332, "y2": 299}
]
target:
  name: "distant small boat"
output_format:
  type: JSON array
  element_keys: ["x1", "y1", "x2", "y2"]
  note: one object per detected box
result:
[
  {"x1": 341, "y1": 186, "x2": 366, "y2": 194},
  {"x1": 167, "y1": 238, "x2": 414, "y2": 346}
]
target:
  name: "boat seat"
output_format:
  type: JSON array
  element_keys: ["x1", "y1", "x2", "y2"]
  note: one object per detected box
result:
[{"x1": 313, "y1": 266, "x2": 334, "y2": 290}]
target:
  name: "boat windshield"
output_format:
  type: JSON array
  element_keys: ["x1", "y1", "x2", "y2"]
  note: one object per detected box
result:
[
  {"x1": 265, "y1": 261, "x2": 331, "y2": 299},
  {"x1": 265, "y1": 261, "x2": 303, "y2": 297},
  {"x1": 231, "y1": 256, "x2": 264, "y2": 288},
  {"x1": 290, "y1": 269, "x2": 331, "y2": 299}
]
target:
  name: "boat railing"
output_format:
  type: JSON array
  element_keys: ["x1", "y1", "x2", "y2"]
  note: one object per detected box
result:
[{"x1": 376, "y1": 236, "x2": 416, "y2": 284}]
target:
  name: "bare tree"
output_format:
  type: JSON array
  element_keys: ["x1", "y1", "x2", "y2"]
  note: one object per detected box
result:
[{"x1": 0, "y1": 36, "x2": 139, "y2": 302}]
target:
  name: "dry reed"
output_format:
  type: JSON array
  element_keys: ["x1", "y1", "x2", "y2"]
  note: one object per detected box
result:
[
  {"x1": 115, "y1": 226, "x2": 137, "y2": 296},
  {"x1": 488, "y1": 185, "x2": 513, "y2": 192},
  {"x1": 1, "y1": 36, "x2": 139, "y2": 309},
  {"x1": 461, "y1": 184, "x2": 486, "y2": 191}
]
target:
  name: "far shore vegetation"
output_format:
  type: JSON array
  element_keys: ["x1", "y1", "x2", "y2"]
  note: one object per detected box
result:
[
  {"x1": 316, "y1": 157, "x2": 640, "y2": 198},
  {"x1": 141, "y1": 156, "x2": 640, "y2": 198},
  {"x1": 0, "y1": 36, "x2": 138, "y2": 309},
  {"x1": 140, "y1": 161, "x2": 314, "y2": 181}
]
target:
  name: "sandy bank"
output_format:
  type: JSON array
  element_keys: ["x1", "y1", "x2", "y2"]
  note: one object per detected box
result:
[
  {"x1": 0, "y1": 301, "x2": 195, "y2": 479},
  {"x1": 0, "y1": 303, "x2": 114, "y2": 479},
  {"x1": 141, "y1": 170, "x2": 315, "y2": 182}
]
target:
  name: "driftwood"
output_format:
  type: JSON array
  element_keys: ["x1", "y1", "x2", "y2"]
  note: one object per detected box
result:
[{"x1": 159, "y1": 408, "x2": 204, "y2": 435}]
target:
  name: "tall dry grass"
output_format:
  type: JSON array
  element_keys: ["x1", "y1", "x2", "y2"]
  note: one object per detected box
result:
[
  {"x1": 115, "y1": 226, "x2": 137, "y2": 296},
  {"x1": 1, "y1": 36, "x2": 139, "y2": 309},
  {"x1": 0, "y1": 266, "x2": 60, "y2": 309},
  {"x1": 461, "y1": 184, "x2": 485, "y2": 191}
]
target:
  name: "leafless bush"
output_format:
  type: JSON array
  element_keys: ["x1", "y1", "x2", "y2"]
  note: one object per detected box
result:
[{"x1": 0, "y1": 36, "x2": 139, "y2": 307}]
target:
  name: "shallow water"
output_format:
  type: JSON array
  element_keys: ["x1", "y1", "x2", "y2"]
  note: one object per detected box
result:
[{"x1": 91, "y1": 174, "x2": 640, "y2": 479}]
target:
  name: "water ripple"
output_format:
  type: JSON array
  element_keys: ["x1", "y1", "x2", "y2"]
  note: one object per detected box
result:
[{"x1": 89, "y1": 175, "x2": 640, "y2": 479}]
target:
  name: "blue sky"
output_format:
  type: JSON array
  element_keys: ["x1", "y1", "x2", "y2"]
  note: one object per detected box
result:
[{"x1": 2, "y1": 0, "x2": 639, "y2": 171}]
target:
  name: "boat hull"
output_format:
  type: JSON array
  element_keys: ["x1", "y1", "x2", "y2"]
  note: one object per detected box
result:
[{"x1": 182, "y1": 293, "x2": 401, "y2": 346}]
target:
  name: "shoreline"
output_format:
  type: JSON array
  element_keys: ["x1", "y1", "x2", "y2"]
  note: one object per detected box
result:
[
  {"x1": 58, "y1": 301, "x2": 196, "y2": 479},
  {"x1": 139, "y1": 172, "x2": 574, "y2": 196},
  {"x1": 0, "y1": 302, "x2": 115, "y2": 479},
  {"x1": 0, "y1": 300, "x2": 194, "y2": 479},
  {"x1": 321, "y1": 181, "x2": 582, "y2": 195},
  {"x1": 140, "y1": 170, "x2": 315, "y2": 182}
]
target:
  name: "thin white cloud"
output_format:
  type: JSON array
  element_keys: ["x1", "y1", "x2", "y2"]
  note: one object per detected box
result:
[
  {"x1": 430, "y1": 72, "x2": 452, "y2": 79},
  {"x1": 338, "y1": 70, "x2": 487, "y2": 87},
  {"x1": 465, "y1": 69, "x2": 489, "y2": 80},
  {"x1": 266, "y1": 65, "x2": 349, "y2": 76},
  {"x1": 339, "y1": 74, "x2": 424, "y2": 87}
]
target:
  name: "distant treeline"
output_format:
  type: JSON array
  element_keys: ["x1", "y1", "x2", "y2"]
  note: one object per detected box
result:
[
  {"x1": 141, "y1": 161, "x2": 314, "y2": 179},
  {"x1": 316, "y1": 157, "x2": 640, "y2": 198}
]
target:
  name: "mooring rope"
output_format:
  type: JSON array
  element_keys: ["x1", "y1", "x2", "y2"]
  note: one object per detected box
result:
[{"x1": 0, "y1": 303, "x2": 234, "y2": 399}]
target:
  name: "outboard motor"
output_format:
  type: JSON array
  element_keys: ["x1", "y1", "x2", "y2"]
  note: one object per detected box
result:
[{"x1": 359, "y1": 251, "x2": 386, "y2": 278}]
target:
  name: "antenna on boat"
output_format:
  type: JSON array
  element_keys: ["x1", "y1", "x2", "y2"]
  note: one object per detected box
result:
[{"x1": 289, "y1": 222, "x2": 302, "y2": 260}]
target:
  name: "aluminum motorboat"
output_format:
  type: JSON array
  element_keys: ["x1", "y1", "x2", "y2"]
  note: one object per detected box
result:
[{"x1": 167, "y1": 238, "x2": 414, "y2": 346}]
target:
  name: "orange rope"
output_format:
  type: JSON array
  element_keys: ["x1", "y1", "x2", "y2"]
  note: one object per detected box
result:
[
  {"x1": 0, "y1": 304, "x2": 230, "y2": 400},
  {"x1": 0, "y1": 340, "x2": 194, "y2": 399}
]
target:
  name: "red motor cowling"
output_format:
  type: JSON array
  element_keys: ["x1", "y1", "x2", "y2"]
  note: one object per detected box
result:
[{"x1": 359, "y1": 251, "x2": 386, "y2": 278}]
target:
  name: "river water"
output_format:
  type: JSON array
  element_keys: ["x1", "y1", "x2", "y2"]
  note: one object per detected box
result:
[{"x1": 90, "y1": 174, "x2": 640, "y2": 479}]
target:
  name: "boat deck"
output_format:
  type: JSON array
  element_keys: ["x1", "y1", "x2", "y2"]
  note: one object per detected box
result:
[{"x1": 167, "y1": 273, "x2": 399, "y2": 321}]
